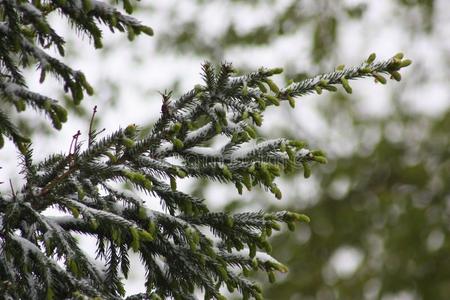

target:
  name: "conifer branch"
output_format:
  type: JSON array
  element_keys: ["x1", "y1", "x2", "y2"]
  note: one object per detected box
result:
[
  {"x1": 0, "y1": 0, "x2": 153, "y2": 149},
  {"x1": 0, "y1": 55, "x2": 410, "y2": 298}
]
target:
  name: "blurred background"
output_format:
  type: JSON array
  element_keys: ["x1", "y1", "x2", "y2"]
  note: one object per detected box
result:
[{"x1": 1, "y1": 0, "x2": 450, "y2": 299}]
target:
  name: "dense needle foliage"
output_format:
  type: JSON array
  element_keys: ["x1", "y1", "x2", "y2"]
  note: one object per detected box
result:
[{"x1": 0, "y1": 1, "x2": 410, "y2": 299}]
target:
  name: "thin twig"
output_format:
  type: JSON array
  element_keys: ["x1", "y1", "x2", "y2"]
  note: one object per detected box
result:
[
  {"x1": 9, "y1": 179, "x2": 16, "y2": 200},
  {"x1": 68, "y1": 130, "x2": 81, "y2": 156},
  {"x1": 88, "y1": 105, "x2": 98, "y2": 148},
  {"x1": 38, "y1": 165, "x2": 77, "y2": 197},
  {"x1": 39, "y1": 131, "x2": 82, "y2": 199}
]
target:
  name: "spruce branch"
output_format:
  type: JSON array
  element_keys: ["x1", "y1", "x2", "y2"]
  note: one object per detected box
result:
[
  {"x1": 280, "y1": 53, "x2": 411, "y2": 100},
  {"x1": 0, "y1": 0, "x2": 153, "y2": 150},
  {"x1": 0, "y1": 55, "x2": 410, "y2": 299}
]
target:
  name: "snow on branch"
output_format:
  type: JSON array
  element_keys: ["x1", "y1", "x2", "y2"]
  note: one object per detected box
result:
[{"x1": 0, "y1": 53, "x2": 410, "y2": 299}]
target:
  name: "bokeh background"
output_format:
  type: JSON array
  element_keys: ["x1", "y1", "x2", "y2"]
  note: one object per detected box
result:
[{"x1": 1, "y1": 0, "x2": 450, "y2": 299}]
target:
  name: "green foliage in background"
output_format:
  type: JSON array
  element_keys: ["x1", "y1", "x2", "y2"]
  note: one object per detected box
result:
[
  {"x1": 265, "y1": 99, "x2": 450, "y2": 299},
  {"x1": 150, "y1": 0, "x2": 435, "y2": 64}
]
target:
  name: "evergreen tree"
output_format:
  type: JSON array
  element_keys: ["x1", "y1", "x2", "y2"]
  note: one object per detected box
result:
[{"x1": 0, "y1": 1, "x2": 410, "y2": 299}]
